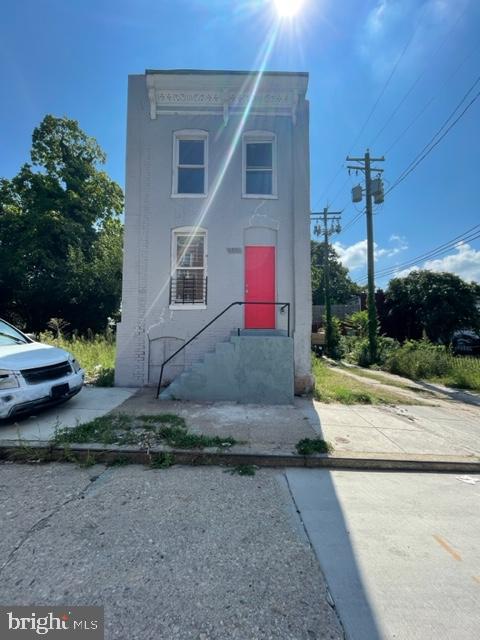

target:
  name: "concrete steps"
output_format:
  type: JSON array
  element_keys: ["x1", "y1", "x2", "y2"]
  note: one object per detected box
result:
[{"x1": 159, "y1": 334, "x2": 294, "y2": 404}]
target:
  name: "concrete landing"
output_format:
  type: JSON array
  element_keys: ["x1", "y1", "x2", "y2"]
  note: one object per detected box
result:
[{"x1": 160, "y1": 335, "x2": 294, "y2": 404}]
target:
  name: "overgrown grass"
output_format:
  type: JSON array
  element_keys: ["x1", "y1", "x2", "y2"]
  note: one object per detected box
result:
[
  {"x1": 312, "y1": 355, "x2": 419, "y2": 405},
  {"x1": 38, "y1": 331, "x2": 115, "y2": 386},
  {"x1": 52, "y1": 412, "x2": 240, "y2": 450},
  {"x1": 384, "y1": 341, "x2": 480, "y2": 392}
]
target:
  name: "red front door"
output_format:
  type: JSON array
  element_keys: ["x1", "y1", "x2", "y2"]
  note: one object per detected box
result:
[{"x1": 244, "y1": 245, "x2": 276, "y2": 329}]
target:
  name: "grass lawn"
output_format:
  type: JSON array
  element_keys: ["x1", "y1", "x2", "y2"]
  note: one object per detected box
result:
[
  {"x1": 338, "y1": 365, "x2": 437, "y2": 397},
  {"x1": 312, "y1": 356, "x2": 424, "y2": 405},
  {"x1": 430, "y1": 366, "x2": 480, "y2": 393},
  {"x1": 39, "y1": 332, "x2": 115, "y2": 386}
]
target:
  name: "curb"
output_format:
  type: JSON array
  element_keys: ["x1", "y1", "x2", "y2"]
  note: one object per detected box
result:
[{"x1": 1, "y1": 441, "x2": 479, "y2": 473}]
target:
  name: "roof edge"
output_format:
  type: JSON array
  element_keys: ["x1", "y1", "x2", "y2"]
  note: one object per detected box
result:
[{"x1": 145, "y1": 68, "x2": 308, "y2": 78}]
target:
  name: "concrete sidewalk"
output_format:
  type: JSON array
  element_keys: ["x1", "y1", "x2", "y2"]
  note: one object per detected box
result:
[
  {"x1": 114, "y1": 388, "x2": 480, "y2": 461},
  {"x1": 1, "y1": 386, "x2": 479, "y2": 471},
  {"x1": 0, "y1": 387, "x2": 137, "y2": 441},
  {"x1": 305, "y1": 400, "x2": 480, "y2": 458}
]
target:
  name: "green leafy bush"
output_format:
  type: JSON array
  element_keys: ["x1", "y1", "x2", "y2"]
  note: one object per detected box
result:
[
  {"x1": 327, "y1": 316, "x2": 344, "y2": 359},
  {"x1": 347, "y1": 310, "x2": 369, "y2": 338},
  {"x1": 342, "y1": 335, "x2": 399, "y2": 367},
  {"x1": 384, "y1": 340, "x2": 451, "y2": 379}
]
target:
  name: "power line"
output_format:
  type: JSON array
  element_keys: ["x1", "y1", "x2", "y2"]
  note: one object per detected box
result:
[
  {"x1": 328, "y1": 176, "x2": 349, "y2": 207},
  {"x1": 357, "y1": 224, "x2": 480, "y2": 282},
  {"x1": 374, "y1": 232, "x2": 480, "y2": 283},
  {"x1": 386, "y1": 79, "x2": 480, "y2": 196},
  {"x1": 342, "y1": 81, "x2": 479, "y2": 256},
  {"x1": 366, "y1": 227, "x2": 480, "y2": 280},
  {"x1": 312, "y1": 6, "x2": 426, "y2": 212},
  {"x1": 341, "y1": 208, "x2": 365, "y2": 234},
  {"x1": 370, "y1": 4, "x2": 470, "y2": 148},
  {"x1": 384, "y1": 42, "x2": 480, "y2": 154},
  {"x1": 348, "y1": 4, "x2": 428, "y2": 155}
]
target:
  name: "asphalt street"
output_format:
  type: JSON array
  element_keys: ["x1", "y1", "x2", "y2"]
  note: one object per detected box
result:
[{"x1": 0, "y1": 463, "x2": 343, "y2": 640}]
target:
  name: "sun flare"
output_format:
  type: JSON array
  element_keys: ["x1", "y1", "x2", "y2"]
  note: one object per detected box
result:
[{"x1": 273, "y1": 0, "x2": 304, "y2": 17}]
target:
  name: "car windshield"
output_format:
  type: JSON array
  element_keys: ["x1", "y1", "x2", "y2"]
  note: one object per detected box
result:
[{"x1": 0, "y1": 320, "x2": 28, "y2": 346}]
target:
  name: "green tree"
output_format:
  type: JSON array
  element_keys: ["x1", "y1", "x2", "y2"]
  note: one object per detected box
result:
[
  {"x1": 311, "y1": 240, "x2": 361, "y2": 305},
  {"x1": 383, "y1": 270, "x2": 480, "y2": 344},
  {"x1": 0, "y1": 115, "x2": 123, "y2": 332}
]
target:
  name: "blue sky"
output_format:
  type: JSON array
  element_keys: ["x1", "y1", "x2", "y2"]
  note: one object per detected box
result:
[{"x1": 1, "y1": 0, "x2": 479, "y2": 286}]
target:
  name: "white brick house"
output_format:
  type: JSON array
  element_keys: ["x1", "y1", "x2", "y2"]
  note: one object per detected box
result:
[{"x1": 115, "y1": 69, "x2": 313, "y2": 401}]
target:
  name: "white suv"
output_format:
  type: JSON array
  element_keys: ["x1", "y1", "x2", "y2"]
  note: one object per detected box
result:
[{"x1": 0, "y1": 318, "x2": 84, "y2": 420}]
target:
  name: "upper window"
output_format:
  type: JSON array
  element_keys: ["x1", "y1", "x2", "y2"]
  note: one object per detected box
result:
[
  {"x1": 172, "y1": 131, "x2": 208, "y2": 197},
  {"x1": 243, "y1": 132, "x2": 277, "y2": 198}
]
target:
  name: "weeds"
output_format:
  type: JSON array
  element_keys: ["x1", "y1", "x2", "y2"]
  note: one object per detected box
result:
[
  {"x1": 106, "y1": 455, "x2": 131, "y2": 467},
  {"x1": 51, "y1": 412, "x2": 240, "y2": 450},
  {"x1": 225, "y1": 464, "x2": 256, "y2": 476},
  {"x1": 149, "y1": 452, "x2": 175, "y2": 469},
  {"x1": 78, "y1": 451, "x2": 96, "y2": 468},
  {"x1": 296, "y1": 438, "x2": 333, "y2": 455},
  {"x1": 38, "y1": 331, "x2": 115, "y2": 387},
  {"x1": 383, "y1": 340, "x2": 480, "y2": 391}
]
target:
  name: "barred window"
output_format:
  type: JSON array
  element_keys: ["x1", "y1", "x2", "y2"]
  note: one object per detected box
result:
[{"x1": 170, "y1": 229, "x2": 207, "y2": 306}]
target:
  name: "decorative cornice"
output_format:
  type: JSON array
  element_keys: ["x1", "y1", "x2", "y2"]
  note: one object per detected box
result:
[{"x1": 146, "y1": 86, "x2": 300, "y2": 124}]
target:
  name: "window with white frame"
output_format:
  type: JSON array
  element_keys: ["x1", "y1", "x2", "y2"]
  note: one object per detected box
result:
[
  {"x1": 243, "y1": 132, "x2": 277, "y2": 197},
  {"x1": 172, "y1": 131, "x2": 208, "y2": 196},
  {"x1": 170, "y1": 228, "x2": 207, "y2": 305}
]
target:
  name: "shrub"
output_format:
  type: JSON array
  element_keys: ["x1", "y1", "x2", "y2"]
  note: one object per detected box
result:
[
  {"x1": 384, "y1": 340, "x2": 451, "y2": 379},
  {"x1": 346, "y1": 310, "x2": 369, "y2": 338},
  {"x1": 342, "y1": 335, "x2": 399, "y2": 367},
  {"x1": 327, "y1": 317, "x2": 344, "y2": 359}
]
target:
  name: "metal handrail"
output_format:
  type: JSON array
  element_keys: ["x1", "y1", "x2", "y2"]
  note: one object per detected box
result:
[{"x1": 155, "y1": 301, "x2": 290, "y2": 397}]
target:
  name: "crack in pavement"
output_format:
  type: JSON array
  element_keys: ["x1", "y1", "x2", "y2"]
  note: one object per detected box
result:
[{"x1": 0, "y1": 466, "x2": 110, "y2": 575}]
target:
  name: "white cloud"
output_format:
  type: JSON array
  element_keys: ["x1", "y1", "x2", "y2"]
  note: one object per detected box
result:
[
  {"x1": 395, "y1": 243, "x2": 480, "y2": 282},
  {"x1": 334, "y1": 239, "x2": 368, "y2": 271},
  {"x1": 333, "y1": 235, "x2": 408, "y2": 271}
]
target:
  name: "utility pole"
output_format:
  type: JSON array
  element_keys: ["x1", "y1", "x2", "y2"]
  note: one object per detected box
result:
[
  {"x1": 311, "y1": 207, "x2": 342, "y2": 356},
  {"x1": 346, "y1": 149, "x2": 385, "y2": 363}
]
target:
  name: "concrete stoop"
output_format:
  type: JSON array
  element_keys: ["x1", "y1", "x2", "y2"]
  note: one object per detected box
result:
[{"x1": 160, "y1": 334, "x2": 294, "y2": 404}]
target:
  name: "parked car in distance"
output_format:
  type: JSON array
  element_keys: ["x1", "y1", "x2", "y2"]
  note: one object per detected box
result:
[
  {"x1": 452, "y1": 330, "x2": 480, "y2": 356},
  {"x1": 0, "y1": 318, "x2": 84, "y2": 420}
]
